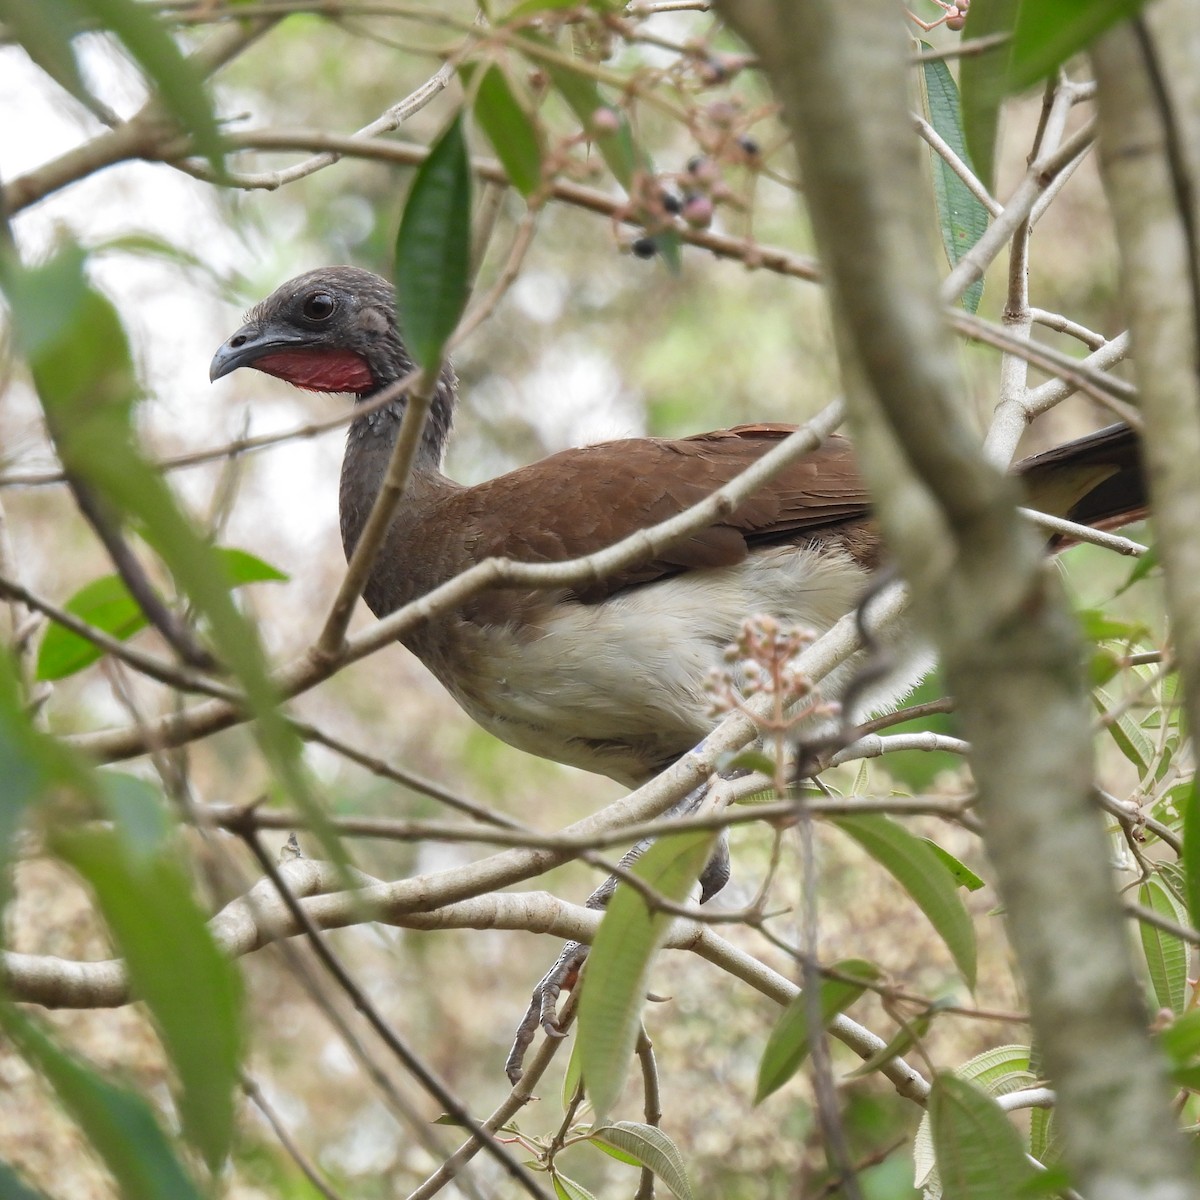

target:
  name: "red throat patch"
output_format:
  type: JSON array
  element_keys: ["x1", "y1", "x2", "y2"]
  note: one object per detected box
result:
[{"x1": 252, "y1": 349, "x2": 374, "y2": 394}]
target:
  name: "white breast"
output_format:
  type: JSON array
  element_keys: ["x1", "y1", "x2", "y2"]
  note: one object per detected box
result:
[{"x1": 437, "y1": 545, "x2": 931, "y2": 786}]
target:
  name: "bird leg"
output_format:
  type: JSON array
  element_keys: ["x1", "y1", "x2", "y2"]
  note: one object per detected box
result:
[{"x1": 504, "y1": 780, "x2": 730, "y2": 1084}]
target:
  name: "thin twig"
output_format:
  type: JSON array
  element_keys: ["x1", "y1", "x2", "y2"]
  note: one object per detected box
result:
[
  {"x1": 244, "y1": 1074, "x2": 349, "y2": 1200},
  {"x1": 233, "y1": 825, "x2": 550, "y2": 1199}
]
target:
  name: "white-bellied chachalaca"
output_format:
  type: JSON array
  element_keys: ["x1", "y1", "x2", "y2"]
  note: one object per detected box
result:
[{"x1": 210, "y1": 266, "x2": 1145, "y2": 1078}]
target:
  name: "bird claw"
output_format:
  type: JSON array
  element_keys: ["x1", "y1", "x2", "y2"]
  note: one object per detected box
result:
[{"x1": 504, "y1": 941, "x2": 588, "y2": 1084}]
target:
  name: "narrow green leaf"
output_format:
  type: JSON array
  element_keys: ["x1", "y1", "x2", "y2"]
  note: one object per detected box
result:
[
  {"x1": 920, "y1": 46, "x2": 989, "y2": 313},
  {"x1": 83, "y1": 0, "x2": 225, "y2": 173},
  {"x1": 1114, "y1": 543, "x2": 1158, "y2": 597},
  {"x1": 848, "y1": 1011, "x2": 934, "y2": 1080},
  {"x1": 578, "y1": 829, "x2": 717, "y2": 1118},
  {"x1": 553, "y1": 1173, "x2": 599, "y2": 1200},
  {"x1": 958, "y1": 0, "x2": 1018, "y2": 192},
  {"x1": 90, "y1": 232, "x2": 223, "y2": 282},
  {"x1": 1137, "y1": 876, "x2": 1188, "y2": 1015},
  {"x1": 922, "y1": 840, "x2": 985, "y2": 891},
  {"x1": 561, "y1": 1037, "x2": 584, "y2": 1112},
  {"x1": 470, "y1": 63, "x2": 544, "y2": 197},
  {"x1": 1182, "y1": 780, "x2": 1200, "y2": 932},
  {"x1": 3, "y1": 246, "x2": 327, "y2": 864},
  {"x1": 506, "y1": 0, "x2": 617, "y2": 19},
  {"x1": 56, "y1": 779, "x2": 243, "y2": 1170},
  {"x1": 832, "y1": 814, "x2": 976, "y2": 988},
  {"x1": 1077, "y1": 608, "x2": 1148, "y2": 644},
  {"x1": 1093, "y1": 686, "x2": 1153, "y2": 776},
  {"x1": 656, "y1": 229, "x2": 683, "y2": 276},
  {"x1": 591, "y1": 1122, "x2": 693, "y2": 1200},
  {"x1": 394, "y1": 115, "x2": 474, "y2": 369},
  {"x1": 1007, "y1": 0, "x2": 1151, "y2": 92},
  {"x1": 218, "y1": 547, "x2": 290, "y2": 585},
  {"x1": 929, "y1": 1074, "x2": 1035, "y2": 1200},
  {"x1": 1029, "y1": 1104, "x2": 1056, "y2": 1167},
  {"x1": 522, "y1": 35, "x2": 640, "y2": 191},
  {"x1": 755, "y1": 958, "x2": 880, "y2": 1103},
  {"x1": 3, "y1": 1009, "x2": 205, "y2": 1200},
  {"x1": 0, "y1": 1161, "x2": 53, "y2": 1200},
  {"x1": 956, "y1": 1044, "x2": 1035, "y2": 1094},
  {"x1": 1089, "y1": 647, "x2": 1122, "y2": 689}
]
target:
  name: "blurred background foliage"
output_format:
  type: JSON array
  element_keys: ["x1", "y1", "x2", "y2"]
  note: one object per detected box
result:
[{"x1": 0, "y1": 1, "x2": 1171, "y2": 1197}]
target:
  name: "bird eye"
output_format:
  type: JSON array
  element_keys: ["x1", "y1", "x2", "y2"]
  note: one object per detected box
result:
[{"x1": 302, "y1": 291, "x2": 336, "y2": 321}]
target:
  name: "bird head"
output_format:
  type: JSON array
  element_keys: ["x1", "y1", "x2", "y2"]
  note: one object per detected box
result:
[{"x1": 209, "y1": 266, "x2": 412, "y2": 395}]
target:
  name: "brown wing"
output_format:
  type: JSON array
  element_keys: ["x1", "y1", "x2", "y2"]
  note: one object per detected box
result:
[{"x1": 446, "y1": 426, "x2": 873, "y2": 603}]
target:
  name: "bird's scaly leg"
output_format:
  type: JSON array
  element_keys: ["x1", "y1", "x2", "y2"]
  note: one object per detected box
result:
[{"x1": 504, "y1": 780, "x2": 729, "y2": 1084}]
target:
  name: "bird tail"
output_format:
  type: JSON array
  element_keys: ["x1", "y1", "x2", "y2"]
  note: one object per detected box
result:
[{"x1": 1016, "y1": 423, "x2": 1146, "y2": 531}]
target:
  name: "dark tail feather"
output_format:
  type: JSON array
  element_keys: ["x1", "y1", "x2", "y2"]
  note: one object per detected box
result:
[{"x1": 1016, "y1": 423, "x2": 1146, "y2": 530}]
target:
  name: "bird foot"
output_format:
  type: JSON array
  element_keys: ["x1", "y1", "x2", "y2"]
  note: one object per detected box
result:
[{"x1": 504, "y1": 940, "x2": 588, "y2": 1084}]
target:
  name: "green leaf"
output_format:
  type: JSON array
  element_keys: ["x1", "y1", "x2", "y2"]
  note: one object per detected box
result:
[
  {"x1": 37, "y1": 548, "x2": 288, "y2": 681},
  {"x1": 561, "y1": 1037, "x2": 584, "y2": 1112},
  {"x1": 522, "y1": 35, "x2": 640, "y2": 191},
  {"x1": 958, "y1": 0, "x2": 1018, "y2": 192},
  {"x1": 591, "y1": 1122, "x2": 693, "y2": 1200},
  {"x1": 1137, "y1": 875, "x2": 1189, "y2": 1015},
  {"x1": 3, "y1": 1009, "x2": 205, "y2": 1200},
  {"x1": 1029, "y1": 1104, "x2": 1056, "y2": 1167},
  {"x1": 955, "y1": 1044, "x2": 1036, "y2": 1094},
  {"x1": 847, "y1": 1010, "x2": 934, "y2": 1080},
  {"x1": 578, "y1": 829, "x2": 717, "y2": 1118},
  {"x1": 1158, "y1": 1008, "x2": 1200, "y2": 1066},
  {"x1": 832, "y1": 814, "x2": 976, "y2": 988},
  {"x1": 755, "y1": 958, "x2": 880, "y2": 1102},
  {"x1": 1007, "y1": 0, "x2": 1152, "y2": 92},
  {"x1": 394, "y1": 115, "x2": 474, "y2": 370},
  {"x1": 920, "y1": 47, "x2": 989, "y2": 313},
  {"x1": 37, "y1": 574, "x2": 147, "y2": 681},
  {"x1": 1089, "y1": 647, "x2": 1122, "y2": 689},
  {"x1": 1093, "y1": 686, "x2": 1154, "y2": 776},
  {"x1": 506, "y1": 0, "x2": 616, "y2": 19},
  {"x1": 929, "y1": 1074, "x2": 1036, "y2": 1200},
  {"x1": 218, "y1": 547, "x2": 290, "y2": 585},
  {"x1": 915, "y1": 1044, "x2": 1039, "y2": 1193},
  {"x1": 3, "y1": 246, "x2": 326, "y2": 864},
  {"x1": 656, "y1": 229, "x2": 683, "y2": 276},
  {"x1": 1114, "y1": 543, "x2": 1158, "y2": 597},
  {"x1": 922, "y1": 840, "x2": 985, "y2": 891},
  {"x1": 553, "y1": 1173, "x2": 599, "y2": 1200},
  {"x1": 84, "y1": 0, "x2": 225, "y2": 173},
  {"x1": 469, "y1": 63, "x2": 544, "y2": 197},
  {"x1": 718, "y1": 748, "x2": 778, "y2": 778},
  {"x1": 55, "y1": 777, "x2": 243, "y2": 1170},
  {"x1": 1182, "y1": 780, "x2": 1200, "y2": 932},
  {"x1": 1077, "y1": 608, "x2": 1148, "y2": 644}
]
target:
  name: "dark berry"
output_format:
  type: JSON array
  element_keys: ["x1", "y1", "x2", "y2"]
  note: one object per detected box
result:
[
  {"x1": 661, "y1": 190, "x2": 683, "y2": 215},
  {"x1": 631, "y1": 236, "x2": 658, "y2": 259},
  {"x1": 737, "y1": 135, "x2": 760, "y2": 157},
  {"x1": 686, "y1": 155, "x2": 707, "y2": 174}
]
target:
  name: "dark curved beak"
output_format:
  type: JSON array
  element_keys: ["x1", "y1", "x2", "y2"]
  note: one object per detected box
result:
[{"x1": 209, "y1": 321, "x2": 306, "y2": 382}]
